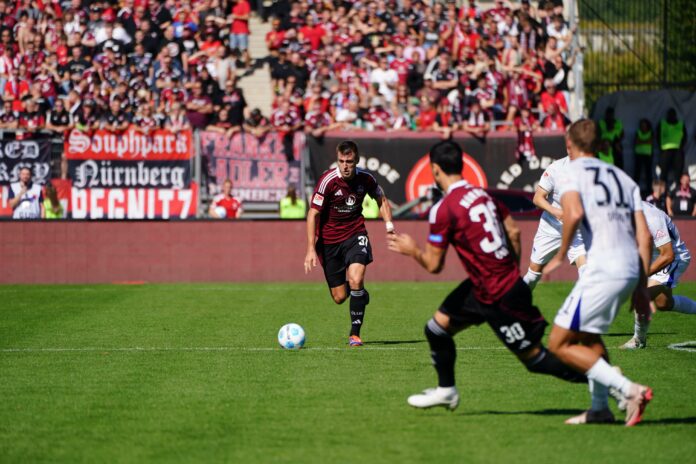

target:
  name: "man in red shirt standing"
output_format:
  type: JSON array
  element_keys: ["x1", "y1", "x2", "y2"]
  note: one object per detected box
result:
[
  {"x1": 209, "y1": 179, "x2": 243, "y2": 219},
  {"x1": 229, "y1": 0, "x2": 251, "y2": 65},
  {"x1": 304, "y1": 141, "x2": 394, "y2": 346},
  {"x1": 388, "y1": 140, "x2": 586, "y2": 410}
]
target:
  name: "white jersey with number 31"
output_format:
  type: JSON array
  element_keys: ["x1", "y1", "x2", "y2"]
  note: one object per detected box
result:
[{"x1": 558, "y1": 157, "x2": 643, "y2": 279}]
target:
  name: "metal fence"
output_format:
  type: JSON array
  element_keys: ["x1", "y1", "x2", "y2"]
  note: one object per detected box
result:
[{"x1": 577, "y1": 0, "x2": 696, "y2": 111}]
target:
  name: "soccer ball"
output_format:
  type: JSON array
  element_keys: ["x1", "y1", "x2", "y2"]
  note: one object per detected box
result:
[
  {"x1": 278, "y1": 323, "x2": 305, "y2": 350},
  {"x1": 214, "y1": 206, "x2": 227, "y2": 218}
]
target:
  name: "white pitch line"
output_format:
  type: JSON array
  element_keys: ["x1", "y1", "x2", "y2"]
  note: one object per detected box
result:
[
  {"x1": 667, "y1": 341, "x2": 696, "y2": 353},
  {"x1": 0, "y1": 346, "x2": 508, "y2": 353}
]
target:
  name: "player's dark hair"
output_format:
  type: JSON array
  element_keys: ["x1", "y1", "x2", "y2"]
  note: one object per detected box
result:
[
  {"x1": 429, "y1": 140, "x2": 463, "y2": 175},
  {"x1": 336, "y1": 140, "x2": 359, "y2": 159},
  {"x1": 19, "y1": 166, "x2": 32, "y2": 174},
  {"x1": 567, "y1": 119, "x2": 599, "y2": 154}
]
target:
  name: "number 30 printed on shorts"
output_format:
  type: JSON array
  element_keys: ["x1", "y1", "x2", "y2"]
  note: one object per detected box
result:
[{"x1": 499, "y1": 323, "x2": 526, "y2": 344}]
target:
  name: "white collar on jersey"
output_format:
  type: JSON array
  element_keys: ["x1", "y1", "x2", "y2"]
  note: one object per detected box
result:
[{"x1": 447, "y1": 179, "x2": 471, "y2": 193}]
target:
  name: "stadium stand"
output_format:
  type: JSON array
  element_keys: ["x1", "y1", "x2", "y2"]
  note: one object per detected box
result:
[{"x1": 0, "y1": 0, "x2": 575, "y2": 137}]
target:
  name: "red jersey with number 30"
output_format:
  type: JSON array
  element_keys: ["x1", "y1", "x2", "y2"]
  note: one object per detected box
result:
[
  {"x1": 311, "y1": 167, "x2": 382, "y2": 244},
  {"x1": 428, "y1": 180, "x2": 518, "y2": 304}
]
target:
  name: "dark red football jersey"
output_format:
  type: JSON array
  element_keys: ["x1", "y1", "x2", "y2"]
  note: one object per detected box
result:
[
  {"x1": 311, "y1": 167, "x2": 382, "y2": 244},
  {"x1": 428, "y1": 180, "x2": 519, "y2": 304}
]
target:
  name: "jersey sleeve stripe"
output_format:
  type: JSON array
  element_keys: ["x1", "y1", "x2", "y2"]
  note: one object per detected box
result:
[{"x1": 318, "y1": 171, "x2": 338, "y2": 194}]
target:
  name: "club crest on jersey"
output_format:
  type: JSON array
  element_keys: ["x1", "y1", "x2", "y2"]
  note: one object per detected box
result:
[{"x1": 346, "y1": 194, "x2": 357, "y2": 206}]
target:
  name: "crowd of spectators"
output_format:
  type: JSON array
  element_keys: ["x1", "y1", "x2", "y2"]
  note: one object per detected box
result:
[
  {"x1": 0, "y1": 0, "x2": 252, "y2": 139},
  {"x1": 266, "y1": 0, "x2": 576, "y2": 142},
  {"x1": 0, "y1": 0, "x2": 575, "y2": 145}
]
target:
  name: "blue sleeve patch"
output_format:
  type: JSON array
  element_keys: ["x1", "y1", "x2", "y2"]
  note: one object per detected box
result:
[{"x1": 428, "y1": 234, "x2": 444, "y2": 243}]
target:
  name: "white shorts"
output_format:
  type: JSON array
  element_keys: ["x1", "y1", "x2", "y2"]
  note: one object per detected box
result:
[
  {"x1": 530, "y1": 220, "x2": 586, "y2": 265},
  {"x1": 649, "y1": 257, "x2": 690, "y2": 289},
  {"x1": 554, "y1": 275, "x2": 638, "y2": 334}
]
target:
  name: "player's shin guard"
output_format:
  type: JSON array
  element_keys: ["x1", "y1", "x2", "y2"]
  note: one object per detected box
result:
[
  {"x1": 523, "y1": 269, "x2": 542, "y2": 290},
  {"x1": 524, "y1": 347, "x2": 587, "y2": 383},
  {"x1": 424, "y1": 318, "x2": 456, "y2": 388},
  {"x1": 349, "y1": 288, "x2": 368, "y2": 336}
]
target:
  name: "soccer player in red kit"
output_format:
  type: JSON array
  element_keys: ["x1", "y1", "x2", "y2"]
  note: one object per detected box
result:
[
  {"x1": 304, "y1": 141, "x2": 394, "y2": 346},
  {"x1": 388, "y1": 140, "x2": 585, "y2": 409}
]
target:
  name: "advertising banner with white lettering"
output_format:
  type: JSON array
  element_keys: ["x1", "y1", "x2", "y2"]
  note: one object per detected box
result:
[
  {"x1": 199, "y1": 131, "x2": 303, "y2": 202},
  {"x1": 307, "y1": 131, "x2": 566, "y2": 204},
  {"x1": 0, "y1": 138, "x2": 52, "y2": 186},
  {"x1": 63, "y1": 129, "x2": 196, "y2": 219}
]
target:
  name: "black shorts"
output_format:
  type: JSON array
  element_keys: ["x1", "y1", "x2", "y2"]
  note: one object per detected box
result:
[
  {"x1": 316, "y1": 233, "x2": 373, "y2": 288},
  {"x1": 439, "y1": 278, "x2": 548, "y2": 354}
]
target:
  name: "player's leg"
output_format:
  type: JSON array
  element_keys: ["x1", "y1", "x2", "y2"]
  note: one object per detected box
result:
[
  {"x1": 549, "y1": 279, "x2": 653, "y2": 426},
  {"x1": 346, "y1": 262, "x2": 368, "y2": 344},
  {"x1": 622, "y1": 259, "x2": 695, "y2": 349},
  {"x1": 489, "y1": 278, "x2": 586, "y2": 383},
  {"x1": 407, "y1": 281, "x2": 481, "y2": 410},
  {"x1": 666, "y1": 259, "x2": 696, "y2": 314},
  {"x1": 318, "y1": 240, "x2": 350, "y2": 305},
  {"x1": 344, "y1": 234, "x2": 374, "y2": 346},
  {"x1": 523, "y1": 223, "x2": 560, "y2": 290}
]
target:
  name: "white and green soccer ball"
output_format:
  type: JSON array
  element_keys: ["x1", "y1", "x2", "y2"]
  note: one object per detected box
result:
[{"x1": 278, "y1": 323, "x2": 305, "y2": 350}]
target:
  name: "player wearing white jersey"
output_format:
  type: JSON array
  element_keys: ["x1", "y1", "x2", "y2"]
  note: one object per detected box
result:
[
  {"x1": 523, "y1": 156, "x2": 586, "y2": 290},
  {"x1": 621, "y1": 201, "x2": 696, "y2": 349},
  {"x1": 546, "y1": 120, "x2": 653, "y2": 426}
]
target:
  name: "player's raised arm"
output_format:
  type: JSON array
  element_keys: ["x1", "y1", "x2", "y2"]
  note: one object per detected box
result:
[{"x1": 304, "y1": 208, "x2": 319, "y2": 273}]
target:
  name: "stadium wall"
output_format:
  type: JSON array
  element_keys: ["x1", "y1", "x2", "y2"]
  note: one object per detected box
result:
[{"x1": 2, "y1": 220, "x2": 696, "y2": 284}]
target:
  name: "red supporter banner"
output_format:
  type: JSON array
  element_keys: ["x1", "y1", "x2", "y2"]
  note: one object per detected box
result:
[
  {"x1": 199, "y1": 131, "x2": 304, "y2": 202},
  {"x1": 64, "y1": 129, "x2": 193, "y2": 161},
  {"x1": 70, "y1": 181, "x2": 198, "y2": 220},
  {"x1": 1, "y1": 179, "x2": 198, "y2": 219},
  {"x1": 0, "y1": 185, "x2": 11, "y2": 216}
]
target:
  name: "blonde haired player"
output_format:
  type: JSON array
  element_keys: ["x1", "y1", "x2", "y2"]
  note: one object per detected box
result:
[
  {"x1": 546, "y1": 119, "x2": 653, "y2": 426},
  {"x1": 621, "y1": 201, "x2": 695, "y2": 349}
]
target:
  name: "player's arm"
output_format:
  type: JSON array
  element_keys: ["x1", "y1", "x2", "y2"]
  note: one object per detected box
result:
[
  {"x1": 304, "y1": 207, "x2": 320, "y2": 274},
  {"x1": 649, "y1": 241, "x2": 674, "y2": 275},
  {"x1": 632, "y1": 209, "x2": 653, "y2": 316},
  {"x1": 503, "y1": 215, "x2": 521, "y2": 264},
  {"x1": 634, "y1": 210, "x2": 652, "y2": 276},
  {"x1": 557, "y1": 191, "x2": 584, "y2": 261},
  {"x1": 376, "y1": 190, "x2": 395, "y2": 233},
  {"x1": 387, "y1": 234, "x2": 447, "y2": 274},
  {"x1": 532, "y1": 184, "x2": 562, "y2": 221}
]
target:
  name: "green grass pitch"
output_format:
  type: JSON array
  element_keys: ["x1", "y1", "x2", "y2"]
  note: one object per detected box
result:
[{"x1": 1, "y1": 282, "x2": 695, "y2": 463}]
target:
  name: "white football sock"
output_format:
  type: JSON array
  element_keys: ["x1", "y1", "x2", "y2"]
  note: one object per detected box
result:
[
  {"x1": 436, "y1": 386, "x2": 457, "y2": 396},
  {"x1": 673, "y1": 295, "x2": 696, "y2": 314},
  {"x1": 634, "y1": 312, "x2": 650, "y2": 342},
  {"x1": 586, "y1": 358, "x2": 633, "y2": 397},
  {"x1": 589, "y1": 379, "x2": 609, "y2": 411},
  {"x1": 523, "y1": 269, "x2": 542, "y2": 290}
]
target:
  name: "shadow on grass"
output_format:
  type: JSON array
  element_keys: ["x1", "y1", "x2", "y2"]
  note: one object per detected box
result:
[
  {"x1": 366, "y1": 340, "x2": 425, "y2": 345},
  {"x1": 460, "y1": 410, "x2": 696, "y2": 426},
  {"x1": 459, "y1": 408, "x2": 582, "y2": 417},
  {"x1": 641, "y1": 417, "x2": 696, "y2": 425},
  {"x1": 605, "y1": 332, "x2": 676, "y2": 337}
]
